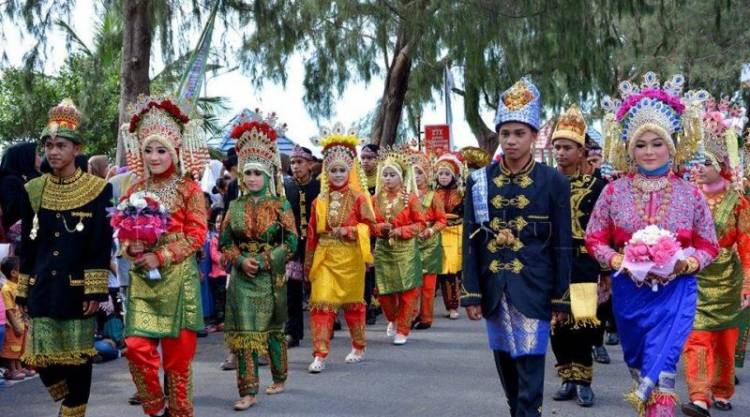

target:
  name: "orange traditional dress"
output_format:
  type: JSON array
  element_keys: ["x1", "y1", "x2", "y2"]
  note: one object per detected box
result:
[
  {"x1": 434, "y1": 153, "x2": 465, "y2": 313},
  {"x1": 120, "y1": 96, "x2": 209, "y2": 417}
]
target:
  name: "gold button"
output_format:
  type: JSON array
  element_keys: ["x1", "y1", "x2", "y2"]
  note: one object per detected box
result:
[
  {"x1": 51, "y1": 270, "x2": 57, "y2": 276},
  {"x1": 53, "y1": 250, "x2": 59, "y2": 256},
  {"x1": 54, "y1": 232, "x2": 60, "y2": 237},
  {"x1": 56, "y1": 213, "x2": 61, "y2": 218}
]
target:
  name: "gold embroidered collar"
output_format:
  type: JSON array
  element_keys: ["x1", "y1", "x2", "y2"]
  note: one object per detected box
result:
[{"x1": 40, "y1": 169, "x2": 107, "y2": 211}]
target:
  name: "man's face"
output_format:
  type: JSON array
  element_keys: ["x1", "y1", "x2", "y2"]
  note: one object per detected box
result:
[
  {"x1": 587, "y1": 154, "x2": 603, "y2": 169},
  {"x1": 553, "y1": 138, "x2": 584, "y2": 169},
  {"x1": 290, "y1": 157, "x2": 311, "y2": 180},
  {"x1": 44, "y1": 137, "x2": 80, "y2": 171},
  {"x1": 360, "y1": 148, "x2": 378, "y2": 173},
  {"x1": 497, "y1": 122, "x2": 536, "y2": 162}
]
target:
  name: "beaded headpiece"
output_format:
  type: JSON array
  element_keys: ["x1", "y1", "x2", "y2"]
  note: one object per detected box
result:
[
  {"x1": 459, "y1": 146, "x2": 491, "y2": 170},
  {"x1": 699, "y1": 97, "x2": 741, "y2": 183},
  {"x1": 122, "y1": 95, "x2": 209, "y2": 180},
  {"x1": 290, "y1": 145, "x2": 315, "y2": 161},
  {"x1": 376, "y1": 145, "x2": 418, "y2": 196},
  {"x1": 435, "y1": 152, "x2": 467, "y2": 194},
  {"x1": 42, "y1": 98, "x2": 83, "y2": 144},
  {"x1": 230, "y1": 109, "x2": 286, "y2": 196},
  {"x1": 494, "y1": 76, "x2": 541, "y2": 131},
  {"x1": 311, "y1": 122, "x2": 373, "y2": 231},
  {"x1": 551, "y1": 105, "x2": 586, "y2": 147},
  {"x1": 408, "y1": 146, "x2": 434, "y2": 192},
  {"x1": 601, "y1": 71, "x2": 708, "y2": 172}
]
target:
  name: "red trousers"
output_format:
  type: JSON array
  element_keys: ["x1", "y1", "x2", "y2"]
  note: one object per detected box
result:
[
  {"x1": 379, "y1": 288, "x2": 418, "y2": 336},
  {"x1": 417, "y1": 274, "x2": 437, "y2": 325},
  {"x1": 310, "y1": 303, "x2": 366, "y2": 358},
  {"x1": 125, "y1": 330, "x2": 197, "y2": 417},
  {"x1": 683, "y1": 327, "x2": 739, "y2": 405}
]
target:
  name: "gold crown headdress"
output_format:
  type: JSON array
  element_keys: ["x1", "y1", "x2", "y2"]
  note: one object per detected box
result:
[
  {"x1": 122, "y1": 95, "x2": 209, "y2": 180},
  {"x1": 230, "y1": 109, "x2": 287, "y2": 196},
  {"x1": 700, "y1": 96, "x2": 741, "y2": 186},
  {"x1": 551, "y1": 104, "x2": 587, "y2": 147},
  {"x1": 405, "y1": 141, "x2": 435, "y2": 194},
  {"x1": 42, "y1": 98, "x2": 83, "y2": 143},
  {"x1": 600, "y1": 72, "x2": 708, "y2": 173},
  {"x1": 376, "y1": 144, "x2": 418, "y2": 196}
]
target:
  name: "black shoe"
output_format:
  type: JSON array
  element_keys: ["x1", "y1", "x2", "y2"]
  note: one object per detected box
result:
[
  {"x1": 681, "y1": 402, "x2": 711, "y2": 417},
  {"x1": 734, "y1": 375, "x2": 740, "y2": 386},
  {"x1": 286, "y1": 336, "x2": 300, "y2": 348},
  {"x1": 128, "y1": 393, "x2": 142, "y2": 405},
  {"x1": 366, "y1": 315, "x2": 377, "y2": 325},
  {"x1": 575, "y1": 384, "x2": 594, "y2": 407},
  {"x1": 593, "y1": 346, "x2": 611, "y2": 364},
  {"x1": 552, "y1": 382, "x2": 576, "y2": 401},
  {"x1": 605, "y1": 332, "x2": 619, "y2": 345},
  {"x1": 414, "y1": 322, "x2": 432, "y2": 330},
  {"x1": 333, "y1": 320, "x2": 342, "y2": 331},
  {"x1": 713, "y1": 400, "x2": 732, "y2": 411},
  {"x1": 197, "y1": 329, "x2": 208, "y2": 338}
]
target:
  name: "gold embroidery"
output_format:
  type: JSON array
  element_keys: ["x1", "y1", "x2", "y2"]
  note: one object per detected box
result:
[
  {"x1": 493, "y1": 175, "x2": 511, "y2": 187},
  {"x1": 487, "y1": 237, "x2": 524, "y2": 252},
  {"x1": 69, "y1": 279, "x2": 84, "y2": 286},
  {"x1": 17, "y1": 273, "x2": 29, "y2": 298},
  {"x1": 47, "y1": 380, "x2": 69, "y2": 401},
  {"x1": 70, "y1": 211, "x2": 93, "y2": 218},
  {"x1": 29, "y1": 170, "x2": 107, "y2": 212},
  {"x1": 128, "y1": 361, "x2": 165, "y2": 412},
  {"x1": 491, "y1": 194, "x2": 530, "y2": 209},
  {"x1": 460, "y1": 283, "x2": 481, "y2": 299},
  {"x1": 515, "y1": 175, "x2": 533, "y2": 188},
  {"x1": 84, "y1": 269, "x2": 109, "y2": 295},
  {"x1": 59, "y1": 403, "x2": 87, "y2": 417},
  {"x1": 557, "y1": 363, "x2": 593, "y2": 382},
  {"x1": 490, "y1": 216, "x2": 527, "y2": 232},
  {"x1": 489, "y1": 259, "x2": 524, "y2": 274},
  {"x1": 570, "y1": 175, "x2": 595, "y2": 239}
]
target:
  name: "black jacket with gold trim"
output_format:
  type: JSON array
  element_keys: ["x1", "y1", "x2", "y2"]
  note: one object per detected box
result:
[
  {"x1": 283, "y1": 175, "x2": 320, "y2": 261},
  {"x1": 16, "y1": 169, "x2": 113, "y2": 319},
  {"x1": 460, "y1": 159, "x2": 572, "y2": 320}
]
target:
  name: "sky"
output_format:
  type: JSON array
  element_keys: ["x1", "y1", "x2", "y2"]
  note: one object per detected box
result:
[{"x1": 1, "y1": 3, "x2": 495, "y2": 155}]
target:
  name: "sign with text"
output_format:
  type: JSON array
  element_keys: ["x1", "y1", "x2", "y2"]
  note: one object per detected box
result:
[{"x1": 424, "y1": 124, "x2": 451, "y2": 156}]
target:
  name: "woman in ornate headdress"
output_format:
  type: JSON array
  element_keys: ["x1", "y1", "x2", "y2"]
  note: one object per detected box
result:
[
  {"x1": 304, "y1": 123, "x2": 375, "y2": 373},
  {"x1": 220, "y1": 111, "x2": 297, "y2": 411},
  {"x1": 120, "y1": 96, "x2": 210, "y2": 417},
  {"x1": 585, "y1": 72, "x2": 719, "y2": 417},
  {"x1": 372, "y1": 146, "x2": 426, "y2": 345},
  {"x1": 680, "y1": 101, "x2": 750, "y2": 416},
  {"x1": 410, "y1": 149, "x2": 446, "y2": 330},
  {"x1": 434, "y1": 152, "x2": 466, "y2": 320}
]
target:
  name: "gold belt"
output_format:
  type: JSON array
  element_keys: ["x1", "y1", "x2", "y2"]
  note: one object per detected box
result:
[{"x1": 239, "y1": 241, "x2": 273, "y2": 254}]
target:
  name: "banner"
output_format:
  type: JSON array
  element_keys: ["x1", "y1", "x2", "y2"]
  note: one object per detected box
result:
[
  {"x1": 175, "y1": 0, "x2": 220, "y2": 115},
  {"x1": 425, "y1": 124, "x2": 451, "y2": 156}
]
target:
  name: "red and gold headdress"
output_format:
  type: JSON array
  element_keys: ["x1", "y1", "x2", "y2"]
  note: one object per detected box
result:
[
  {"x1": 41, "y1": 98, "x2": 83, "y2": 143},
  {"x1": 701, "y1": 96, "x2": 742, "y2": 185},
  {"x1": 230, "y1": 109, "x2": 287, "y2": 196},
  {"x1": 122, "y1": 95, "x2": 209, "y2": 180},
  {"x1": 376, "y1": 144, "x2": 418, "y2": 195}
]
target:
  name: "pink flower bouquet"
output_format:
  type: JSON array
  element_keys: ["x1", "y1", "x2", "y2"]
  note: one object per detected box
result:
[
  {"x1": 620, "y1": 225, "x2": 694, "y2": 291},
  {"x1": 110, "y1": 191, "x2": 169, "y2": 247}
]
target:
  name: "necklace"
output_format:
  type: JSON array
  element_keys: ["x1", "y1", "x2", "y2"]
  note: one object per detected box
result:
[
  {"x1": 705, "y1": 191, "x2": 725, "y2": 212},
  {"x1": 147, "y1": 175, "x2": 180, "y2": 211},
  {"x1": 327, "y1": 190, "x2": 350, "y2": 229},
  {"x1": 631, "y1": 175, "x2": 672, "y2": 224}
]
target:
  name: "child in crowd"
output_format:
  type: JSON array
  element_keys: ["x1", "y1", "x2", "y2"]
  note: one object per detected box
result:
[
  {"x1": 208, "y1": 209, "x2": 227, "y2": 331},
  {"x1": 1, "y1": 256, "x2": 33, "y2": 380}
]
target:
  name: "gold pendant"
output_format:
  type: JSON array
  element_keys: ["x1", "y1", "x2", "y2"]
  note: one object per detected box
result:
[
  {"x1": 75, "y1": 220, "x2": 85, "y2": 232},
  {"x1": 30, "y1": 214, "x2": 39, "y2": 240}
]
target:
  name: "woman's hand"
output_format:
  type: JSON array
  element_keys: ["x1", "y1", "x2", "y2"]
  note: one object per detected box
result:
[
  {"x1": 418, "y1": 228, "x2": 433, "y2": 240},
  {"x1": 742, "y1": 295, "x2": 750, "y2": 310},
  {"x1": 377, "y1": 223, "x2": 392, "y2": 236},
  {"x1": 242, "y1": 258, "x2": 259, "y2": 277},
  {"x1": 135, "y1": 253, "x2": 160, "y2": 270},
  {"x1": 388, "y1": 227, "x2": 401, "y2": 239},
  {"x1": 128, "y1": 240, "x2": 146, "y2": 256},
  {"x1": 672, "y1": 259, "x2": 688, "y2": 276},
  {"x1": 332, "y1": 226, "x2": 350, "y2": 239}
]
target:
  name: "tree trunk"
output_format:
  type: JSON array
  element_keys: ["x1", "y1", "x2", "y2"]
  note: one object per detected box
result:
[
  {"x1": 116, "y1": 0, "x2": 152, "y2": 166},
  {"x1": 464, "y1": 82, "x2": 498, "y2": 155},
  {"x1": 371, "y1": 28, "x2": 413, "y2": 147}
]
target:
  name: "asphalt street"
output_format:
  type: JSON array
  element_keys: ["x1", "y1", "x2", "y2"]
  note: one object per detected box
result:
[{"x1": 2, "y1": 305, "x2": 749, "y2": 417}]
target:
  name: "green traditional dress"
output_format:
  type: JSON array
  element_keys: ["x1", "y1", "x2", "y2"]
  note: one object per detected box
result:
[
  {"x1": 419, "y1": 190, "x2": 444, "y2": 275},
  {"x1": 221, "y1": 192, "x2": 297, "y2": 396}
]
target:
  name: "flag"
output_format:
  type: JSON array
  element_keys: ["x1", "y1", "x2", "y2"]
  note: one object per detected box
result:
[{"x1": 175, "y1": 0, "x2": 220, "y2": 115}]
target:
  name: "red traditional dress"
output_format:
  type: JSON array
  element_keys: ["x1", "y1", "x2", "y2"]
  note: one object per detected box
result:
[
  {"x1": 414, "y1": 185, "x2": 446, "y2": 327},
  {"x1": 373, "y1": 189, "x2": 426, "y2": 337}
]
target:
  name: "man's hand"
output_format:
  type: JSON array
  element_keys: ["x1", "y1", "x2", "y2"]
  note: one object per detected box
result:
[
  {"x1": 242, "y1": 258, "x2": 259, "y2": 277},
  {"x1": 135, "y1": 253, "x2": 160, "y2": 270},
  {"x1": 466, "y1": 305, "x2": 482, "y2": 321},
  {"x1": 82, "y1": 301, "x2": 100, "y2": 316}
]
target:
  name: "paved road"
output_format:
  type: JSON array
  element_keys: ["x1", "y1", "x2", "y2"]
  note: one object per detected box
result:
[{"x1": 2, "y1": 306, "x2": 750, "y2": 416}]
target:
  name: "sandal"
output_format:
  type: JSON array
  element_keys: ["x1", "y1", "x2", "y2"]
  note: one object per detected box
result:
[
  {"x1": 5, "y1": 370, "x2": 26, "y2": 380},
  {"x1": 265, "y1": 383, "x2": 285, "y2": 395},
  {"x1": 345, "y1": 349, "x2": 365, "y2": 363},
  {"x1": 308, "y1": 357, "x2": 326, "y2": 373},
  {"x1": 233, "y1": 396, "x2": 257, "y2": 411}
]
